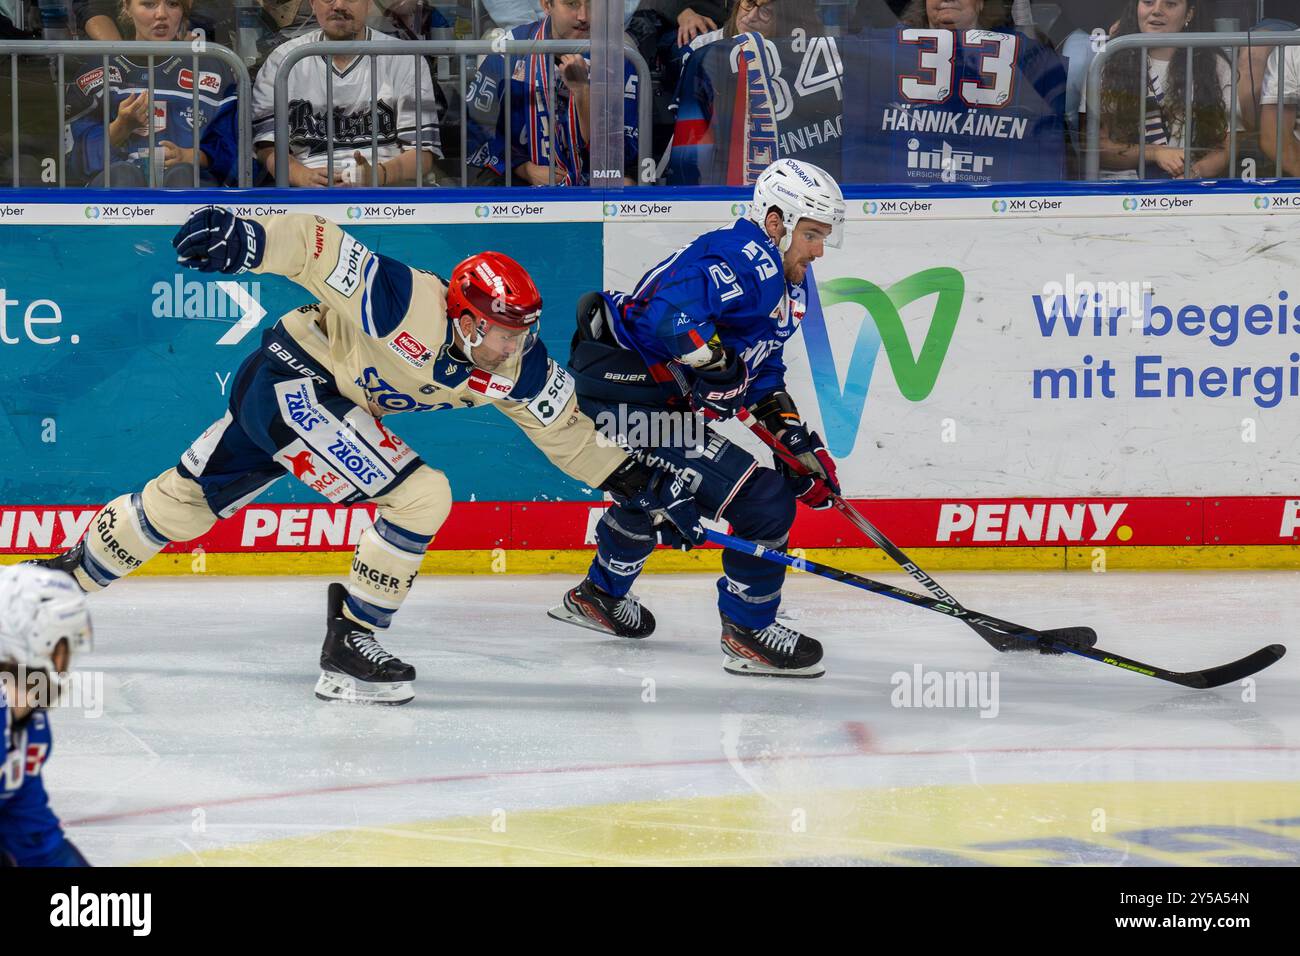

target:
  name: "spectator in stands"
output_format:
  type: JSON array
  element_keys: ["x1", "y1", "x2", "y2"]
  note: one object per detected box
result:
[
  {"x1": 1260, "y1": 46, "x2": 1300, "y2": 178},
  {"x1": 64, "y1": 0, "x2": 238, "y2": 186},
  {"x1": 681, "y1": 0, "x2": 821, "y2": 58},
  {"x1": 1086, "y1": 0, "x2": 1234, "y2": 179},
  {"x1": 631, "y1": 1, "x2": 731, "y2": 47},
  {"x1": 251, "y1": 0, "x2": 443, "y2": 186},
  {"x1": 1248, "y1": 19, "x2": 1300, "y2": 177},
  {"x1": 465, "y1": 0, "x2": 641, "y2": 186},
  {"x1": 74, "y1": 0, "x2": 232, "y2": 45},
  {"x1": 899, "y1": 0, "x2": 1010, "y2": 30}
]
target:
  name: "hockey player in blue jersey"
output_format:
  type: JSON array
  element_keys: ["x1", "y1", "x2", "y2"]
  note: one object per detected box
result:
[
  {"x1": 0, "y1": 565, "x2": 94, "y2": 867},
  {"x1": 550, "y1": 158, "x2": 846, "y2": 678}
]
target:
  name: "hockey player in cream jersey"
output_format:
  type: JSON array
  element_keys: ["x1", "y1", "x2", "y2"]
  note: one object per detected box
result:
[{"x1": 34, "y1": 207, "x2": 706, "y2": 705}]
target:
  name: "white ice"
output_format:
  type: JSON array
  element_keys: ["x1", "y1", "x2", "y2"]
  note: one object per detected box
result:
[{"x1": 41, "y1": 570, "x2": 1300, "y2": 866}]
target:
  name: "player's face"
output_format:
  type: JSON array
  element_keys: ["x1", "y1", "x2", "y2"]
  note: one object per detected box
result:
[
  {"x1": 735, "y1": 0, "x2": 777, "y2": 37},
  {"x1": 462, "y1": 317, "x2": 531, "y2": 371},
  {"x1": 312, "y1": 0, "x2": 370, "y2": 40},
  {"x1": 127, "y1": 0, "x2": 186, "y2": 41},
  {"x1": 545, "y1": 0, "x2": 591, "y2": 40},
  {"x1": 783, "y1": 219, "x2": 831, "y2": 284},
  {"x1": 926, "y1": 0, "x2": 983, "y2": 31},
  {"x1": 1137, "y1": 0, "x2": 1191, "y2": 34}
]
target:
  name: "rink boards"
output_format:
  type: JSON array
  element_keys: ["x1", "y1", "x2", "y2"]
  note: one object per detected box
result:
[{"x1": 3, "y1": 180, "x2": 1300, "y2": 570}]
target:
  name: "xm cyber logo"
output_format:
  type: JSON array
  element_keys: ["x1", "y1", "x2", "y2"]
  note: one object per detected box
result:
[
  {"x1": 991, "y1": 200, "x2": 1009, "y2": 213},
  {"x1": 803, "y1": 268, "x2": 964, "y2": 457},
  {"x1": 730, "y1": 202, "x2": 749, "y2": 217},
  {"x1": 1122, "y1": 198, "x2": 1140, "y2": 211},
  {"x1": 1255, "y1": 196, "x2": 1271, "y2": 210},
  {"x1": 474, "y1": 205, "x2": 492, "y2": 219},
  {"x1": 602, "y1": 202, "x2": 620, "y2": 217},
  {"x1": 346, "y1": 207, "x2": 365, "y2": 220}
]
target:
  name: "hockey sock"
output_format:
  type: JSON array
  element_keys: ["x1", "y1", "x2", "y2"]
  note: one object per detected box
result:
[
  {"x1": 343, "y1": 516, "x2": 432, "y2": 629},
  {"x1": 74, "y1": 493, "x2": 172, "y2": 591},
  {"x1": 587, "y1": 506, "x2": 657, "y2": 597}
]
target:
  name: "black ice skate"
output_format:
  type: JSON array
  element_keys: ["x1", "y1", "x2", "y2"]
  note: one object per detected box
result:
[
  {"x1": 26, "y1": 541, "x2": 88, "y2": 591},
  {"x1": 547, "y1": 578, "x2": 655, "y2": 638},
  {"x1": 315, "y1": 584, "x2": 416, "y2": 705},
  {"x1": 720, "y1": 612, "x2": 825, "y2": 678}
]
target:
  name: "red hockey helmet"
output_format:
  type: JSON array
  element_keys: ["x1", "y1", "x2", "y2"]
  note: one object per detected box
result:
[{"x1": 446, "y1": 251, "x2": 542, "y2": 371}]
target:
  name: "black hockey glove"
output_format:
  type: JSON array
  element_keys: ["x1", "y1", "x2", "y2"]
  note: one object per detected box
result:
[
  {"x1": 173, "y1": 205, "x2": 265, "y2": 274},
  {"x1": 602, "y1": 459, "x2": 707, "y2": 551},
  {"x1": 689, "y1": 346, "x2": 749, "y2": 420}
]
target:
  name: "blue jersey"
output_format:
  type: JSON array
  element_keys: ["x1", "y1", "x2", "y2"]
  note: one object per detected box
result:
[
  {"x1": 65, "y1": 53, "x2": 237, "y2": 185},
  {"x1": 841, "y1": 28, "x2": 1067, "y2": 185},
  {"x1": 601, "y1": 217, "x2": 813, "y2": 404},
  {"x1": 465, "y1": 17, "x2": 641, "y2": 185},
  {"x1": 1, "y1": 689, "x2": 69, "y2": 867}
]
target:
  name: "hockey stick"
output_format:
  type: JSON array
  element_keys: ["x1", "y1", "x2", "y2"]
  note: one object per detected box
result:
[
  {"x1": 729, "y1": 407, "x2": 1090, "y2": 652},
  {"x1": 707, "y1": 529, "x2": 1287, "y2": 689}
]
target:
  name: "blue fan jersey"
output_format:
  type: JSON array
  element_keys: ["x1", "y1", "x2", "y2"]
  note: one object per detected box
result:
[
  {"x1": 601, "y1": 217, "x2": 814, "y2": 404},
  {"x1": 1, "y1": 689, "x2": 75, "y2": 867}
]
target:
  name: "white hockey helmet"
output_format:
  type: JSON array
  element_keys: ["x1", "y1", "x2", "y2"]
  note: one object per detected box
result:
[
  {"x1": 0, "y1": 565, "x2": 93, "y2": 674},
  {"x1": 748, "y1": 158, "x2": 846, "y2": 253}
]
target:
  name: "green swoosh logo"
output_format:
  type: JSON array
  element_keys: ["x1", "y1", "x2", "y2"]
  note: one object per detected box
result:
[{"x1": 805, "y1": 268, "x2": 963, "y2": 457}]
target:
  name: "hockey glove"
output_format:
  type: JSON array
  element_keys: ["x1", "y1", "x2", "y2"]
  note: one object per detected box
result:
[
  {"x1": 781, "y1": 423, "x2": 840, "y2": 510},
  {"x1": 689, "y1": 347, "x2": 749, "y2": 420},
  {"x1": 602, "y1": 459, "x2": 707, "y2": 551},
  {"x1": 173, "y1": 205, "x2": 265, "y2": 274}
]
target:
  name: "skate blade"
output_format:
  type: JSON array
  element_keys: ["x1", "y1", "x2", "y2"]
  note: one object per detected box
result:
[
  {"x1": 314, "y1": 671, "x2": 414, "y2": 705},
  {"x1": 547, "y1": 603, "x2": 620, "y2": 637},
  {"x1": 722, "y1": 656, "x2": 826, "y2": 679}
]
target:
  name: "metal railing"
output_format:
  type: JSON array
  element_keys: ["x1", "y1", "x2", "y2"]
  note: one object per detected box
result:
[
  {"x1": 0, "y1": 40, "x2": 253, "y2": 187},
  {"x1": 1085, "y1": 31, "x2": 1300, "y2": 182},
  {"x1": 272, "y1": 39, "x2": 653, "y2": 188}
]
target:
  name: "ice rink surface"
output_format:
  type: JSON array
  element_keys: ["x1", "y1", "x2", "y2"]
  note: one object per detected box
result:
[{"x1": 44, "y1": 570, "x2": 1300, "y2": 866}]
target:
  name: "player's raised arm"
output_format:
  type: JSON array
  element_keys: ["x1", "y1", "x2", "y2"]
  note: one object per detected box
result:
[{"x1": 172, "y1": 206, "x2": 415, "y2": 339}]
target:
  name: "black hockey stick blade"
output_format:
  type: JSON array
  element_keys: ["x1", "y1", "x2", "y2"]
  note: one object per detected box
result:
[{"x1": 1064, "y1": 642, "x2": 1286, "y2": 689}]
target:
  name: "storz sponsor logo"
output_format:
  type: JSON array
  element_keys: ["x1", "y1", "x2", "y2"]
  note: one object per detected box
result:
[
  {"x1": 282, "y1": 384, "x2": 330, "y2": 432},
  {"x1": 327, "y1": 435, "x2": 385, "y2": 487},
  {"x1": 863, "y1": 199, "x2": 933, "y2": 216}
]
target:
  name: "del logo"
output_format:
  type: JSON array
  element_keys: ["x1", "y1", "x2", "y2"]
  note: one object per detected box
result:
[
  {"x1": 936, "y1": 502, "x2": 1130, "y2": 543},
  {"x1": 389, "y1": 331, "x2": 432, "y2": 368},
  {"x1": 178, "y1": 68, "x2": 222, "y2": 93},
  {"x1": 468, "y1": 368, "x2": 515, "y2": 398},
  {"x1": 804, "y1": 268, "x2": 963, "y2": 457}
]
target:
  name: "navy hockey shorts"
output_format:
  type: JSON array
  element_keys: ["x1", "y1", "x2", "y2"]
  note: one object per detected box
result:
[{"x1": 176, "y1": 327, "x2": 425, "y2": 518}]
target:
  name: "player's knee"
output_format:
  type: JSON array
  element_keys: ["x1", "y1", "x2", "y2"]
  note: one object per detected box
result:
[
  {"x1": 371, "y1": 466, "x2": 452, "y2": 539},
  {"x1": 141, "y1": 468, "x2": 218, "y2": 542},
  {"x1": 726, "y1": 468, "x2": 795, "y2": 543}
]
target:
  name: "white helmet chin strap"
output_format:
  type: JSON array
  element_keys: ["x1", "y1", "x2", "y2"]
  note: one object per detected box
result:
[{"x1": 452, "y1": 316, "x2": 486, "y2": 364}]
